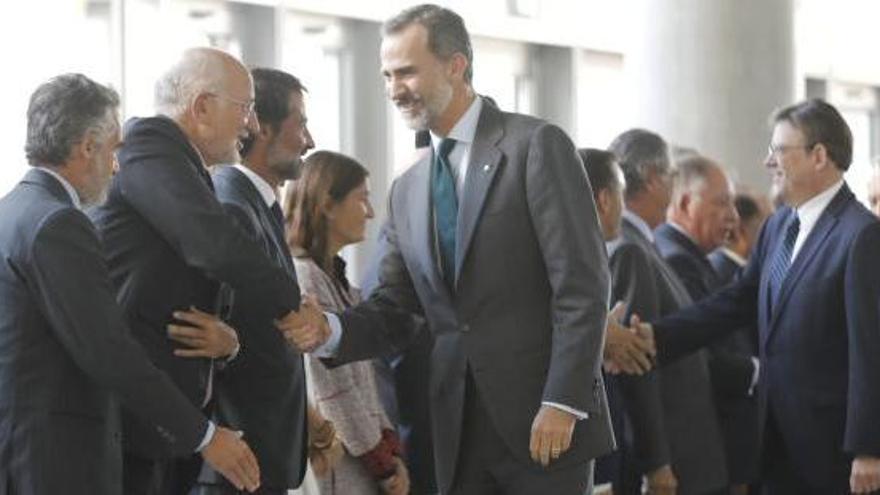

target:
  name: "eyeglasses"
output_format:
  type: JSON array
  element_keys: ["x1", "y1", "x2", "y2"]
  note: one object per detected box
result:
[
  {"x1": 207, "y1": 92, "x2": 256, "y2": 115},
  {"x1": 767, "y1": 143, "x2": 815, "y2": 159}
]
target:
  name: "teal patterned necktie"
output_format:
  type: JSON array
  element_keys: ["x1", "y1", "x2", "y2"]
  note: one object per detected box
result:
[{"x1": 432, "y1": 138, "x2": 458, "y2": 290}]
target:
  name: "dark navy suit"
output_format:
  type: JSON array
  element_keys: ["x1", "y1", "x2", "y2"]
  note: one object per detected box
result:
[{"x1": 654, "y1": 184, "x2": 880, "y2": 492}]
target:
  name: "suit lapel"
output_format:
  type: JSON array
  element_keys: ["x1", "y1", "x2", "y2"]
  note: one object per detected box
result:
[
  {"x1": 454, "y1": 103, "x2": 503, "y2": 286},
  {"x1": 765, "y1": 186, "x2": 852, "y2": 341},
  {"x1": 225, "y1": 167, "x2": 294, "y2": 274}
]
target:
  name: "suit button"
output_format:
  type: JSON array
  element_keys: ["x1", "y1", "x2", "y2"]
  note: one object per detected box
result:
[{"x1": 460, "y1": 324, "x2": 470, "y2": 333}]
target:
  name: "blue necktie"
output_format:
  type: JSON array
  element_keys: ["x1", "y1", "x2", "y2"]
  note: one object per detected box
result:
[
  {"x1": 432, "y1": 138, "x2": 458, "y2": 290},
  {"x1": 766, "y1": 212, "x2": 800, "y2": 311}
]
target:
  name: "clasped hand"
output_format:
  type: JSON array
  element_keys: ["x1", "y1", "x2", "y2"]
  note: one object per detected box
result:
[
  {"x1": 603, "y1": 301, "x2": 656, "y2": 375},
  {"x1": 276, "y1": 294, "x2": 331, "y2": 353}
]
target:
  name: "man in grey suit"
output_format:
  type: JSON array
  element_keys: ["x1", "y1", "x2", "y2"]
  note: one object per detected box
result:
[
  {"x1": 281, "y1": 4, "x2": 614, "y2": 494},
  {"x1": 604, "y1": 130, "x2": 728, "y2": 495},
  {"x1": 0, "y1": 74, "x2": 260, "y2": 494}
]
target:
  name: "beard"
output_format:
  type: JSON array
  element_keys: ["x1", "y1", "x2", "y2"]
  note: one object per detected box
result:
[{"x1": 395, "y1": 82, "x2": 453, "y2": 131}]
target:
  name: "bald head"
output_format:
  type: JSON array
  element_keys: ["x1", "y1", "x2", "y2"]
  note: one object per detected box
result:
[
  {"x1": 154, "y1": 47, "x2": 250, "y2": 118},
  {"x1": 668, "y1": 154, "x2": 738, "y2": 253},
  {"x1": 153, "y1": 47, "x2": 258, "y2": 166}
]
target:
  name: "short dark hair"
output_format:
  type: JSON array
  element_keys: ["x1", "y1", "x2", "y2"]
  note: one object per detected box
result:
[
  {"x1": 285, "y1": 150, "x2": 369, "y2": 272},
  {"x1": 240, "y1": 68, "x2": 307, "y2": 158},
  {"x1": 25, "y1": 73, "x2": 119, "y2": 167},
  {"x1": 734, "y1": 193, "x2": 761, "y2": 224},
  {"x1": 772, "y1": 98, "x2": 853, "y2": 171},
  {"x1": 608, "y1": 128, "x2": 670, "y2": 200},
  {"x1": 383, "y1": 4, "x2": 473, "y2": 83},
  {"x1": 578, "y1": 148, "x2": 619, "y2": 199}
]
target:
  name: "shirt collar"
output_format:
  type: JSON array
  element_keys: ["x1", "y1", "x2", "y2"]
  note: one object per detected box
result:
[
  {"x1": 794, "y1": 179, "x2": 845, "y2": 232},
  {"x1": 622, "y1": 209, "x2": 654, "y2": 244},
  {"x1": 430, "y1": 96, "x2": 483, "y2": 153},
  {"x1": 720, "y1": 247, "x2": 748, "y2": 267},
  {"x1": 233, "y1": 164, "x2": 278, "y2": 207},
  {"x1": 36, "y1": 167, "x2": 81, "y2": 209},
  {"x1": 667, "y1": 221, "x2": 698, "y2": 246}
]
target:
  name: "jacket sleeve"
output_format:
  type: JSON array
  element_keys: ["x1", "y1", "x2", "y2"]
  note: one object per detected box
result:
[
  {"x1": 117, "y1": 127, "x2": 299, "y2": 318},
  {"x1": 524, "y1": 123, "x2": 610, "y2": 414},
  {"x1": 333, "y1": 182, "x2": 427, "y2": 365},
  {"x1": 29, "y1": 209, "x2": 208, "y2": 455},
  {"x1": 843, "y1": 221, "x2": 880, "y2": 454}
]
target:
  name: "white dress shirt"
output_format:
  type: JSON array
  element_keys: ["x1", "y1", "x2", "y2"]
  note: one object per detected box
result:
[{"x1": 791, "y1": 179, "x2": 845, "y2": 262}]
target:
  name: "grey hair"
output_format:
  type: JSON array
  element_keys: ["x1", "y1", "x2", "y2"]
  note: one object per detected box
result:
[
  {"x1": 25, "y1": 73, "x2": 119, "y2": 167},
  {"x1": 383, "y1": 4, "x2": 474, "y2": 83},
  {"x1": 670, "y1": 154, "x2": 717, "y2": 204},
  {"x1": 154, "y1": 48, "x2": 229, "y2": 118},
  {"x1": 608, "y1": 128, "x2": 671, "y2": 200}
]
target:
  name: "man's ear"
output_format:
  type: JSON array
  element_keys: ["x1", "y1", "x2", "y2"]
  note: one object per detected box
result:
[
  {"x1": 811, "y1": 143, "x2": 832, "y2": 172},
  {"x1": 191, "y1": 92, "x2": 213, "y2": 124},
  {"x1": 447, "y1": 52, "x2": 469, "y2": 82}
]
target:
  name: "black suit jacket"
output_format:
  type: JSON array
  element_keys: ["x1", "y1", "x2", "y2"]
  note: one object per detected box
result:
[
  {"x1": 90, "y1": 117, "x2": 301, "y2": 458},
  {"x1": 198, "y1": 165, "x2": 308, "y2": 489},
  {"x1": 654, "y1": 184, "x2": 880, "y2": 491},
  {"x1": 654, "y1": 225, "x2": 759, "y2": 482},
  {"x1": 0, "y1": 169, "x2": 207, "y2": 494},
  {"x1": 606, "y1": 218, "x2": 727, "y2": 494}
]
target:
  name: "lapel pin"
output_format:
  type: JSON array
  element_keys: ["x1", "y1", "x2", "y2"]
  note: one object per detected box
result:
[{"x1": 482, "y1": 163, "x2": 492, "y2": 173}]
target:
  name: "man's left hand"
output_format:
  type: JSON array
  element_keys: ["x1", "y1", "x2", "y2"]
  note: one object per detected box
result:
[
  {"x1": 167, "y1": 307, "x2": 239, "y2": 358},
  {"x1": 851, "y1": 455, "x2": 880, "y2": 493},
  {"x1": 529, "y1": 405, "x2": 576, "y2": 467}
]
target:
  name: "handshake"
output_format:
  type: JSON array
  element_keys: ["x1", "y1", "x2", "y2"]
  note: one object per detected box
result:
[
  {"x1": 275, "y1": 295, "x2": 333, "y2": 353},
  {"x1": 603, "y1": 302, "x2": 657, "y2": 375}
]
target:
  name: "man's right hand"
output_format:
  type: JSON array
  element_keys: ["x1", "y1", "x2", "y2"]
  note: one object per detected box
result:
[
  {"x1": 603, "y1": 303, "x2": 656, "y2": 375},
  {"x1": 201, "y1": 426, "x2": 261, "y2": 492},
  {"x1": 645, "y1": 464, "x2": 678, "y2": 495},
  {"x1": 275, "y1": 295, "x2": 331, "y2": 353}
]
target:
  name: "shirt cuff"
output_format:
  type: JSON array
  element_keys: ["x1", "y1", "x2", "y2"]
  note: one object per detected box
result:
[
  {"x1": 542, "y1": 401, "x2": 589, "y2": 420},
  {"x1": 196, "y1": 421, "x2": 216, "y2": 452},
  {"x1": 312, "y1": 312, "x2": 342, "y2": 358},
  {"x1": 225, "y1": 343, "x2": 241, "y2": 363},
  {"x1": 748, "y1": 357, "x2": 760, "y2": 396}
]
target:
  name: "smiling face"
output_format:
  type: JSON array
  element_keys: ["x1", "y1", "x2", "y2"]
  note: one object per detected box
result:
[
  {"x1": 381, "y1": 23, "x2": 456, "y2": 132},
  {"x1": 765, "y1": 120, "x2": 819, "y2": 208},
  {"x1": 198, "y1": 67, "x2": 259, "y2": 166},
  {"x1": 685, "y1": 166, "x2": 738, "y2": 252},
  {"x1": 265, "y1": 90, "x2": 314, "y2": 181}
]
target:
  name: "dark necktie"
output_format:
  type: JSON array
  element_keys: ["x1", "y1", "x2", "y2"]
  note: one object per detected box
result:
[
  {"x1": 432, "y1": 138, "x2": 458, "y2": 290},
  {"x1": 766, "y1": 212, "x2": 800, "y2": 311},
  {"x1": 269, "y1": 201, "x2": 287, "y2": 248}
]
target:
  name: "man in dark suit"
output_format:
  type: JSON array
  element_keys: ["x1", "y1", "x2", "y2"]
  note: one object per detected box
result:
[
  {"x1": 601, "y1": 130, "x2": 728, "y2": 495},
  {"x1": 283, "y1": 5, "x2": 614, "y2": 494},
  {"x1": 0, "y1": 74, "x2": 261, "y2": 494},
  {"x1": 654, "y1": 155, "x2": 760, "y2": 492},
  {"x1": 193, "y1": 68, "x2": 315, "y2": 495},
  {"x1": 628, "y1": 99, "x2": 880, "y2": 494},
  {"x1": 89, "y1": 49, "x2": 305, "y2": 494}
]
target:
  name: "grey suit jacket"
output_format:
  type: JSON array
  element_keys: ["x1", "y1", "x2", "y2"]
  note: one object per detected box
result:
[
  {"x1": 329, "y1": 100, "x2": 615, "y2": 493},
  {"x1": 0, "y1": 169, "x2": 207, "y2": 494},
  {"x1": 608, "y1": 218, "x2": 728, "y2": 494}
]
